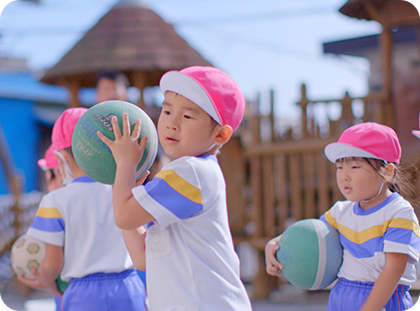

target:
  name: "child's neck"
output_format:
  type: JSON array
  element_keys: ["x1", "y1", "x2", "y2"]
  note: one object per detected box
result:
[{"x1": 359, "y1": 187, "x2": 392, "y2": 210}]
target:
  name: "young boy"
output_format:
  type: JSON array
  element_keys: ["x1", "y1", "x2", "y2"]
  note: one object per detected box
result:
[
  {"x1": 19, "y1": 108, "x2": 146, "y2": 311},
  {"x1": 98, "y1": 66, "x2": 253, "y2": 310}
]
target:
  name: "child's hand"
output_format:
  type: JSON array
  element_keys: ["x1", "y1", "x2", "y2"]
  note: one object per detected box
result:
[
  {"x1": 136, "y1": 171, "x2": 150, "y2": 186},
  {"x1": 265, "y1": 236, "x2": 283, "y2": 277},
  {"x1": 97, "y1": 113, "x2": 148, "y2": 168},
  {"x1": 17, "y1": 270, "x2": 62, "y2": 297}
]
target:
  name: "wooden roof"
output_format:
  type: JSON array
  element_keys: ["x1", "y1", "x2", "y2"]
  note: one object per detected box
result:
[
  {"x1": 339, "y1": 0, "x2": 420, "y2": 26},
  {"x1": 339, "y1": 0, "x2": 381, "y2": 20},
  {"x1": 41, "y1": 0, "x2": 212, "y2": 88}
]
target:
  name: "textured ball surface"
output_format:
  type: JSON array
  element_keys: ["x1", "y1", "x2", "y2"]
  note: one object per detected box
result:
[
  {"x1": 11, "y1": 235, "x2": 46, "y2": 280},
  {"x1": 72, "y1": 100, "x2": 158, "y2": 184},
  {"x1": 276, "y1": 219, "x2": 343, "y2": 290}
]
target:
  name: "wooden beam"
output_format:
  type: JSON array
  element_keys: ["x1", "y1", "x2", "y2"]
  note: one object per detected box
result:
[
  {"x1": 380, "y1": 26, "x2": 395, "y2": 127},
  {"x1": 64, "y1": 78, "x2": 81, "y2": 108},
  {"x1": 132, "y1": 72, "x2": 147, "y2": 109}
]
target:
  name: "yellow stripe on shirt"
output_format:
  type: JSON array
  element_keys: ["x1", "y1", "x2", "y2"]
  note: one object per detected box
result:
[
  {"x1": 36, "y1": 207, "x2": 63, "y2": 219},
  {"x1": 325, "y1": 212, "x2": 420, "y2": 243},
  {"x1": 155, "y1": 169, "x2": 203, "y2": 204},
  {"x1": 389, "y1": 218, "x2": 420, "y2": 238},
  {"x1": 324, "y1": 210, "x2": 337, "y2": 229}
]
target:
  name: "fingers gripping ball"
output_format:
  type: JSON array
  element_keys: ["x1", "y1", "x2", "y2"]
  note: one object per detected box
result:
[
  {"x1": 11, "y1": 235, "x2": 70, "y2": 293},
  {"x1": 72, "y1": 100, "x2": 158, "y2": 184},
  {"x1": 276, "y1": 219, "x2": 343, "y2": 290},
  {"x1": 11, "y1": 235, "x2": 46, "y2": 280}
]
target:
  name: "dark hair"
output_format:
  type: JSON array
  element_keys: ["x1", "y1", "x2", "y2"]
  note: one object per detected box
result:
[
  {"x1": 96, "y1": 71, "x2": 129, "y2": 88},
  {"x1": 337, "y1": 157, "x2": 418, "y2": 209},
  {"x1": 62, "y1": 147, "x2": 74, "y2": 159}
]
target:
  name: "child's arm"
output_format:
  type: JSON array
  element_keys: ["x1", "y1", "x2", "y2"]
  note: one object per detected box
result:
[
  {"x1": 98, "y1": 114, "x2": 155, "y2": 229},
  {"x1": 359, "y1": 252, "x2": 409, "y2": 311},
  {"x1": 17, "y1": 243, "x2": 63, "y2": 296},
  {"x1": 122, "y1": 226, "x2": 146, "y2": 270},
  {"x1": 265, "y1": 235, "x2": 283, "y2": 277}
]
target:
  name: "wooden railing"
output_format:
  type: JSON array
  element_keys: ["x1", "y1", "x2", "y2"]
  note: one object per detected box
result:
[{"x1": 237, "y1": 85, "x2": 389, "y2": 299}]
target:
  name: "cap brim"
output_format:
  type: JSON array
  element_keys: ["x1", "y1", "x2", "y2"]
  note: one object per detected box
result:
[
  {"x1": 160, "y1": 71, "x2": 222, "y2": 125},
  {"x1": 37, "y1": 159, "x2": 48, "y2": 171},
  {"x1": 324, "y1": 143, "x2": 382, "y2": 163},
  {"x1": 412, "y1": 130, "x2": 420, "y2": 139}
]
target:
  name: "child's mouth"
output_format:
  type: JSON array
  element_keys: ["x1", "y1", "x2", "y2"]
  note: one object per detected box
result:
[{"x1": 166, "y1": 137, "x2": 178, "y2": 143}]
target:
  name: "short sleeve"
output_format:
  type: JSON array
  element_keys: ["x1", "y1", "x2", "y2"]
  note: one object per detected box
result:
[
  {"x1": 132, "y1": 157, "x2": 204, "y2": 229},
  {"x1": 383, "y1": 209, "x2": 420, "y2": 264},
  {"x1": 26, "y1": 194, "x2": 65, "y2": 247}
]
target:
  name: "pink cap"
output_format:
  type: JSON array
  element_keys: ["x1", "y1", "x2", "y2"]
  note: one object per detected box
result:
[
  {"x1": 52, "y1": 108, "x2": 87, "y2": 151},
  {"x1": 159, "y1": 66, "x2": 245, "y2": 131},
  {"x1": 324, "y1": 122, "x2": 401, "y2": 164},
  {"x1": 37, "y1": 145, "x2": 59, "y2": 170},
  {"x1": 412, "y1": 113, "x2": 420, "y2": 139}
]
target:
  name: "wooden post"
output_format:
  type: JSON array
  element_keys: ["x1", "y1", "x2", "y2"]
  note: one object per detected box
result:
[
  {"x1": 65, "y1": 79, "x2": 81, "y2": 108},
  {"x1": 262, "y1": 156, "x2": 275, "y2": 235},
  {"x1": 340, "y1": 91, "x2": 353, "y2": 131},
  {"x1": 274, "y1": 154, "x2": 288, "y2": 233},
  {"x1": 303, "y1": 153, "x2": 316, "y2": 218},
  {"x1": 380, "y1": 26, "x2": 394, "y2": 127},
  {"x1": 270, "y1": 89, "x2": 275, "y2": 142},
  {"x1": 132, "y1": 72, "x2": 147, "y2": 109},
  {"x1": 289, "y1": 154, "x2": 303, "y2": 221},
  {"x1": 297, "y1": 84, "x2": 309, "y2": 139}
]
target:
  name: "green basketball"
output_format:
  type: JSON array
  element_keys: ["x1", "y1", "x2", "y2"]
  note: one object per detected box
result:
[
  {"x1": 72, "y1": 100, "x2": 158, "y2": 184},
  {"x1": 276, "y1": 219, "x2": 343, "y2": 290}
]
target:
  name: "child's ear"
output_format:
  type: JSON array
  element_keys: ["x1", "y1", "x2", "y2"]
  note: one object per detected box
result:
[
  {"x1": 385, "y1": 163, "x2": 395, "y2": 179},
  {"x1": 214, "y1": 125, "x2": 233, "y2": 146}
]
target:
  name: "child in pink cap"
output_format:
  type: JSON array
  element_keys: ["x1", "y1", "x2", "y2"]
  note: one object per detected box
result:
[
  {"x1": 38, "y1": 144, "x2": 62, "y2": 192},
  {"x1": 37, "y1": 144, "x2": 64, "y2": 311},
  {"x1": 20, "y1": 108, "x2": 146, "y2": 311},
  {"x1": 265, "y1": 122, "x2": 420, "y2": 311},
  {"x1": 98, "y1": 66, "x2": 252, "y2": 310}
]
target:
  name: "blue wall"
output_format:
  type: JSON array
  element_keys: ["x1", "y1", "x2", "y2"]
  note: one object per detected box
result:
[
  {"x1": 0, "y1": 71, "x2": 71, "y2": 195},
  {"x1": 0, "y1": 98, "x2": 39, "y2": 194}
]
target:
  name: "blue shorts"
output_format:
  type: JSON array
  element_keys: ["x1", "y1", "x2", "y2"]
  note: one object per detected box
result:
[
  {"x1": 61, "y1": 269, "x2": 146, "y2": 311},
  {"x1": 328, "y1": 278, "x2": 413, "y2": 311},
  {"x1": 54, "y1": 295, "x2": 61, "y2": 311}
]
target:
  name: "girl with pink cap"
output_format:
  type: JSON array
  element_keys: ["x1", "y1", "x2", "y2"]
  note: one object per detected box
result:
[{"x1": 265, "y1": 122, "x2": 420, "y2": 311}]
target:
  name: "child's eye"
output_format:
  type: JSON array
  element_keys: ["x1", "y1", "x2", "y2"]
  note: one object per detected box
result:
[
  {"x1": 336, "y1": 166, "x2": 343, "y2": 170},
  {"x1": 163, "y1": 110, "x2": 171, "y2": 115},
  {"x1": 184, "y1": 115, "x2": 192, "y2": 119},
  {"x1": 351, "y1": 166, "x2": 359, "y2": 169}
]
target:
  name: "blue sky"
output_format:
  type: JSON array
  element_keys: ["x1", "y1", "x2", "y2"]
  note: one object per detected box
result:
[{"x1": 0, "y1": 0, "x2": 386, "y2": 119}]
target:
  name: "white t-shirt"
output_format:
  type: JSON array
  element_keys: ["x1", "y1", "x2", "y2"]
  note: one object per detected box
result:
[
  {"x1": 27, "y1": 176, "x2": 134, "y2": 282},
  {"x1": 132, "y1": 154, "x2": 252, "y2": 311},
  {"x1": 321, "y1": 193, "x2": 420, "y2": 286}
]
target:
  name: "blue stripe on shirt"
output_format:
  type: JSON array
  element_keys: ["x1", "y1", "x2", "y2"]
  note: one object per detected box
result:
[
  {"x1": 385, "y1": 227, "x2": 420, "y2": 248},
  {"x1": 31, "y1": 216, "x2": 65, "y2": 233},
  {"x1": 145, "y1": 177, "x2": 203, "y2": 219},
  {"x1": 339, "y1": 227, "x2": 420, "y2": 258},
  {"x1": 340, "y1": 234, "x2": 383, "y2": 258}
]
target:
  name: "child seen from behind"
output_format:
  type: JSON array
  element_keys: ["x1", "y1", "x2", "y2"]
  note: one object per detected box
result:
[{"x1": 20, "y1": 108, "x2": 146, "y2": 311}]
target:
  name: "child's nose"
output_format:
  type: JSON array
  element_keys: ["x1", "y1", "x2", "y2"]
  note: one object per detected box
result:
[
  {"x1": 167, "y1": 118, "x2": 179, "y2": 131},
  {"x1": 342, "y1": 168, "x2": 351, "y2": 180}
]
